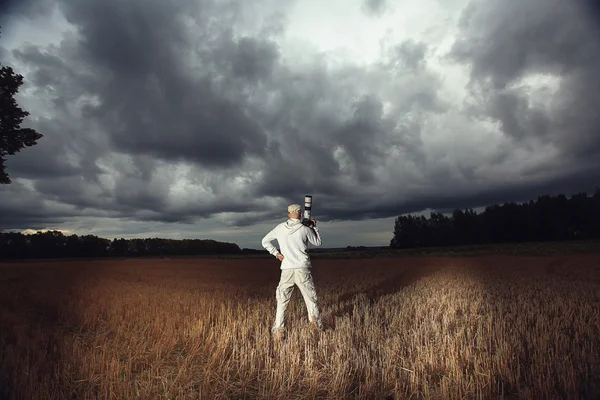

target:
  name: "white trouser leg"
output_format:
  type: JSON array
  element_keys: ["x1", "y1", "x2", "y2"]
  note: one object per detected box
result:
[
  {"x1": 272, "y1": 269, "x2": 295, "y2": 333},
  {"x1": 294, "y1": 268, "x2": 323, "y2": 330}
]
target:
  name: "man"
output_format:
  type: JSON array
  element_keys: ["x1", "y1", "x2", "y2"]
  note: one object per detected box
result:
[{"x1": 261, "y1": 203, "x2": 324, "y2": 339}]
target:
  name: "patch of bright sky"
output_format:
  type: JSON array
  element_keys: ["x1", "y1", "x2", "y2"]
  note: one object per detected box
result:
[
  {"x1": 3, "y1": 3, "x2": 72, "y2": 51},
  {"x1": 514, "y1": 72, "x2": 562, "y2": 109},
  {"x1": 281, "y1": 0, "x2": 473, "y2": 93},
  {"x1": 21, "y1": 228, "x2": 73, "y2": 235},
  {"x1": 284, "y1": 0, "x2": 453, "y2": 65}
]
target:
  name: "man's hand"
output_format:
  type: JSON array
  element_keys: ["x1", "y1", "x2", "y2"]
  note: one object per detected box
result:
[{"x1": 276, "y1": 253, "x2": 285, "y2": 261}]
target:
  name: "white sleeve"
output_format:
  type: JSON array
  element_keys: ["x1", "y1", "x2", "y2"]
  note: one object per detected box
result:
[
  {"x1": 261, "y1": 226, "x2": 280, "y2": 256},
  {"x1": 307, "y1": 226, "x2": 322, "y2": 247}
]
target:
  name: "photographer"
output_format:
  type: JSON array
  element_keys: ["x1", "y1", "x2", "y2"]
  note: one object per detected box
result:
[{"x1": 261, "y1": 203, "x2": 323, "y2": 340}]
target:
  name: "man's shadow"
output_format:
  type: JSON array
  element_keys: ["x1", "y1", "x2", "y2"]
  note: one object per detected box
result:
[{"x1": 324, "y1": 263, "x2": 440, "y2": 330}]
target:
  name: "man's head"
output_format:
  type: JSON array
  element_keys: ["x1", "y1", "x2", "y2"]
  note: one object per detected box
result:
[{"x1": 287, "y1": 204, "x2": 301, "y2": 219}]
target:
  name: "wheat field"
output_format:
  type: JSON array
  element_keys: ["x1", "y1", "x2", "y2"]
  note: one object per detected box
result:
[{"x1": 0, "y1": 254, "x2": 599, "y2": 399}]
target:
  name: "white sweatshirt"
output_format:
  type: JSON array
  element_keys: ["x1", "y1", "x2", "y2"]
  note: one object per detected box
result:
[{"x1": 261, "y1": 218, "x2": 322, "y2": 269}]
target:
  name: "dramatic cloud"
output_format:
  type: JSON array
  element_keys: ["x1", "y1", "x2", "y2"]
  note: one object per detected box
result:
[
  {"x1": 1, "y1": 0, "x2": 599, "y2": 248},
  {"x1": 450, "y1": 0, "x2": 600, "y2": 161}
]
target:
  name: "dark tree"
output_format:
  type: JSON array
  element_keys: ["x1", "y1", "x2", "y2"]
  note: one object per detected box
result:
[
  {"x1": 0, "y1": 28, "x2": 43, "y2": 184},
  {"x1": 0, "y1": 230, "x2": 243, "y2": 260},
  {"x1": 390, "y1": 188, "x2": 600, "y2": 249}
]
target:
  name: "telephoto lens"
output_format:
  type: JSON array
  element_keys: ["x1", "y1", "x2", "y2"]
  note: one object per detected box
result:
[{"x1": 302, "y1": 195, "x2": 314, "y2": 227}]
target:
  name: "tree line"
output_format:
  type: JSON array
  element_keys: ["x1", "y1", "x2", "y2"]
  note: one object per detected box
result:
[
  {"x1": 390, "y1": 189, "x2": 600, "y2": 249},
  {"x1": 0, "y1": 231, "x2": 245, "y2": 259},
  {"x1": 3, "y1": 189, "x2": 600, "y2": 259}
]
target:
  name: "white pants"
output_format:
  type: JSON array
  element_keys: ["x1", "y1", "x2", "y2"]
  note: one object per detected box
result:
[{"x1": 272, "y1": 267, "x2": 323, "y2": 332}]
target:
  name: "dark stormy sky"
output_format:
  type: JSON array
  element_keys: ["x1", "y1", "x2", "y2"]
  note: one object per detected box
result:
[{"x1": 1, "y1": 0, "x2": 599, "y2": 249}]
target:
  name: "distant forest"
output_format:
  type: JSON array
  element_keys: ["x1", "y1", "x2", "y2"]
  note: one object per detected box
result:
[
  {"x1": 0, "y1": 233, "x2": 249, "y2": 260},
  {"x1": 2, "y1": 189, "x2": 600, "y2": 259},
  {"x1": 390, "y1": 189, "x2": 600, "y2": 249}
]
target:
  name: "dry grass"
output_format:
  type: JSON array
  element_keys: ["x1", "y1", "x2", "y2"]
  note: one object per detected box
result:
[{"x1": 0, "y1": 254, "x2": 599, "y2": 399}]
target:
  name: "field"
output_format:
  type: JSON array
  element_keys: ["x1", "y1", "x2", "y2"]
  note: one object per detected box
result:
[{"x1": 1, "y1": 250, "x2": 600, "y2": 399}]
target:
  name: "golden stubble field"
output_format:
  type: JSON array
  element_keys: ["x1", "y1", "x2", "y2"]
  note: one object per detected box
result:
[{"x1": 0, "y1": 254, "x2": 599, "y2": 400}]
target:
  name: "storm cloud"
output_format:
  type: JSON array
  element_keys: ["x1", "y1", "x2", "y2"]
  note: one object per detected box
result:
[{"x1": 1, "y1": 0, "x2": 599, "y2": 248}]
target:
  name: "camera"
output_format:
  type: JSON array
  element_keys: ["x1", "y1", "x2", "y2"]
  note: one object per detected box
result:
[{"x1": 301, "y1": 195, "x2": 314, "y2": 227}]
